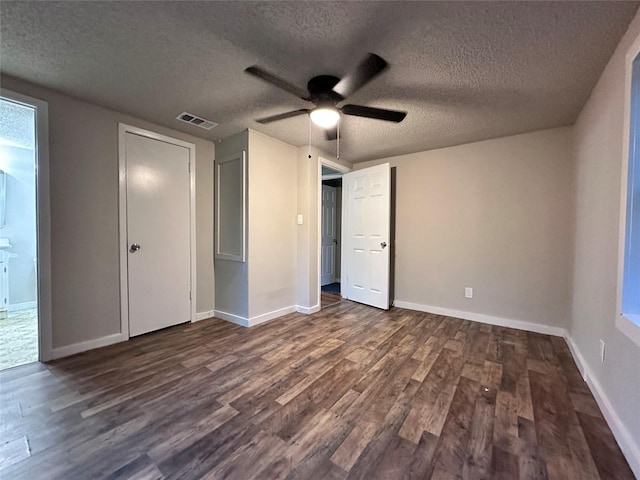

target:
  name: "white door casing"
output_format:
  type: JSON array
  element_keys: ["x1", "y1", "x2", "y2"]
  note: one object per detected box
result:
[
  {"x1": 119, "y1": 125, "x2": 196, "y2": 338},
  {"x1": 0, "y1": 89, "x2": 53, "y2": 361},
  {"x1": 321, "y1": 184, "x2": 337, "y2": 286},
  {"x1": 343, "y1": 163, "x2": 391, "y2": 309},
  {"x1": 317, "y1": 157, "x2": 351, "y2": 310}
]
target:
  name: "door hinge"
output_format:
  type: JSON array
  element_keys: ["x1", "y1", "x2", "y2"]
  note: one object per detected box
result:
[
  {"x1": 189, "y1": 291, "x2": 192, "y2": 300},
  {"x1": 188, "y1": 163, "x2": 191, "y2": 173}
]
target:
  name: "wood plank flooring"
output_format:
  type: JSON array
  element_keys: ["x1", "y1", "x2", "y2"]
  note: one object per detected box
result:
[
  {"x1": 321, "y1": 291, "x2": 343, "y2": 308},
  {"x1": 0, "y1": 302, "x2": 634, "y2": 479}
]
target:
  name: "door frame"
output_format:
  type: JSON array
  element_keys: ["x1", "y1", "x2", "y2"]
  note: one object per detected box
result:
[
  {"x1": 0, "y1": 88, "x2": 53, "y2": 361},
  {"x1": 317, "y1": 156, "x2": 351, "y2": 305},
  {"x1": 118, "y1": 124, "x2": 196, "y2": 339},
  {"x1": 320, "y1": 184, "x2": 338, "y2": 286}
]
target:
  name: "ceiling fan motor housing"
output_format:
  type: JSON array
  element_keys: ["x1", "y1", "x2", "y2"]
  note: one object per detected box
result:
[{"x1": 307, "y1": 75, "x2": 343, "y2": 105}]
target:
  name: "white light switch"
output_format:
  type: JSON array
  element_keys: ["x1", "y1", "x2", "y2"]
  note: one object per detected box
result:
[
  {"x1": 297, "y1": 214, "x2": 303, "y2": 225},
  {"x1": 465, "y1": 287, "x2": 473, "y2": 299}
]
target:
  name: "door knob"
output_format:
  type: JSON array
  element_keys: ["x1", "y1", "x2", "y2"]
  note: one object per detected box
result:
[
  {"x1": 381, "y1": 242, "x2": 387, "y2": 249},
  {"x1": 130, "y1": 243, "x2": 141, "y2": 253},
  {"x1": 333, "y1": 239, "x2": 338, "y2": 244}
]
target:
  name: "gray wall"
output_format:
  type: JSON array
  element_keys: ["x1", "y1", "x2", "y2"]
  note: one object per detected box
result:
[
  {"x1": 1, "y1": 75, "x2": 215, "y2": 349},
  {"x1": 214, "y1": 130, "x2": 249, "y2": 319},
  {"x1": 571, "y1": 8, "x2": 640, "y2": 467},
  {"x1": 357, "y1": 127, "x2": 574, "y2": 330}
]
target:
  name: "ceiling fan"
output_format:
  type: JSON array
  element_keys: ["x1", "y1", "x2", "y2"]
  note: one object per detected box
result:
[{"x1": 245, "y1": 53, "x2": 407, "y2": 140}]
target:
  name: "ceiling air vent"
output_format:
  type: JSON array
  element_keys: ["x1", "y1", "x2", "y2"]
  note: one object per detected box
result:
[{"x1": 176, "y1": 112, "x2": 218, "y2": 130}]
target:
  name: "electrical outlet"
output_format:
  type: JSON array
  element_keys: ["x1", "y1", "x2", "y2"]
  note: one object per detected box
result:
[
  {"x1": 599, "y1": 339, "x2": 605, "y2": 363},
  {"x1": 464, "y1": 287, "x2": 473, "y2": 299}
]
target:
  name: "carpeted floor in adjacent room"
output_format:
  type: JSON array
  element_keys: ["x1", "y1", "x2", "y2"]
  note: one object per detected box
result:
[{"x1": 0, "y1": 308, "x2": 38, "y2": 371}]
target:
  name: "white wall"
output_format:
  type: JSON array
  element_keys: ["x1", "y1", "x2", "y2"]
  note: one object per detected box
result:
[
  {"x1": 247, "y1": 130, "x2": 298, "y2": 318},
  {"x1": 571, "y1": 9, "x2": 640, "y2": 474},
  {"x1": 0, "y1": 75, "x2": 215, "y2": 350},
  {"x1": 357, "y1": 127, "x2": 574, "y2": 332}
]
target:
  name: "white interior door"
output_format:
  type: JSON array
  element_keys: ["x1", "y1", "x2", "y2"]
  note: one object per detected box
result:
[
  {"x1": 321, "y1": 185, "x2": 337, "y2": 286},
  {"x1": 343, "y1": 163, "x2": 391, "y2": 309},
  {"x1": 125, "y1": 132, "x2": 191, "y2": 336}
]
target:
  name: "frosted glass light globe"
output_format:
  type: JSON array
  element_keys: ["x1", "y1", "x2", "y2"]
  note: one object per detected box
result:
[{"x1": 310, "y1": 107, "x2": 340, "y2": 128}]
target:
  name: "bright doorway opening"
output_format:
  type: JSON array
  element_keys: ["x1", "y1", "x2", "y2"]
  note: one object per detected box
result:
[{"x1": 0, "y1": 93, "x2": 48, "y2": 369}]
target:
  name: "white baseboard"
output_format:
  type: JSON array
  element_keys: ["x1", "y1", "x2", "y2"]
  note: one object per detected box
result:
[
  {"x1": 214, "y1": 309, "x2": 249, "y2": 327},
  {"x1": 563, "y1": 335, "x2": 640, "y2": 478},
  {"x1": 393, "y1": 300, "x2": 566, "y2": 337},
  {"x1": 51, "y1": 333, "x2": 126, "y2": 360},
  {"x1": 247, "y1": 306, "x2": 296, "y2": 327},
  {"x1": 296, "y1": 304, "x2": 321, "y2": 314},
  {"x1": 214, "y1": 305, "x2": 297, "y2": 328},
  {"x1": 7, "y1": 301, "x2": 37, "y2": 312},
  {"x1": 195, "y1": 310, "x2": 215, "y2": 322},
  {"x1": 563, "y1": 333, "x2": 587, "y2": 380}
]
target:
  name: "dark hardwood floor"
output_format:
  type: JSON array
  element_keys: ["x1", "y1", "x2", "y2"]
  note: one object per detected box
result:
[
  {"x1": 321, "y1": 291, "x2": 343, "y2": 308},
  {"x1": 0, "y1": 302, "x2": 634, "y2": 479}
]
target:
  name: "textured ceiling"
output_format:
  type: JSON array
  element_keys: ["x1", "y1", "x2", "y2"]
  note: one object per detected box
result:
[
  {"x1": 1, "y1": 1, "x2": 638, "y2": 163},
  {"x1": 0, "y1": 99, "x2": 35, "y2": 149}
]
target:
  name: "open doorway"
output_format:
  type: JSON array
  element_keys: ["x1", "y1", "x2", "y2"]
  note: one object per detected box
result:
[
  {"x1": 0, "y1": 89, "x2": 51, "y2": 369},
  {"x1": 320, "y1": 164, "x2": 344, "y2": 308},
  {"x1": 0, "y1": 97, "x2": 38, "y2": 369}
]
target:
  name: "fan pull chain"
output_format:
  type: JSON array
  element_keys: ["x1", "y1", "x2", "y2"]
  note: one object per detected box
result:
[
  {"x1": 336, "y1": 117, "x2": 340, "y2": 161},
  {"x1": 307, "y1": 113, "x2": 312, "y2": 159}
]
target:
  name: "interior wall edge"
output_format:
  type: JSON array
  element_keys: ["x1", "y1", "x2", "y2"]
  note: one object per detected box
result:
[
  {"x1": 246, "y1": 305, "x2": 297, "y2": 327},
  {"x1": 564, "y1": 333, "x2": 640, "y2": 478},
  {"x1": 213, "y1": 305, "x2": 297, "y2": 328},
  {"x1": 195, "y1": 310, "x2": 215, "y2": 322},
  {"x1": 296, "y1": 304, "x2": 321, "y2": 315},
  {"x1": 213, "y1": 309, "x2": 250, "y2": 327},
  {"x1": 50, "y1": 333, "x2": 126, "y2": 360}
]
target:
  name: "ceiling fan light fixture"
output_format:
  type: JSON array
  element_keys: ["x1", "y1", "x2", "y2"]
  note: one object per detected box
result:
[{"x1": 310, "y1": 107, "x2": 340, "y2": 128}]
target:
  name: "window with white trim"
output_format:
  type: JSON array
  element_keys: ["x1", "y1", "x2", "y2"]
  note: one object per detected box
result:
[
  {"x1": 618, "y1": 51, "x2": 640, "y2": 347},
  {"x1": 623, "y1": 55, "x2": 640, "y2": 320}
]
